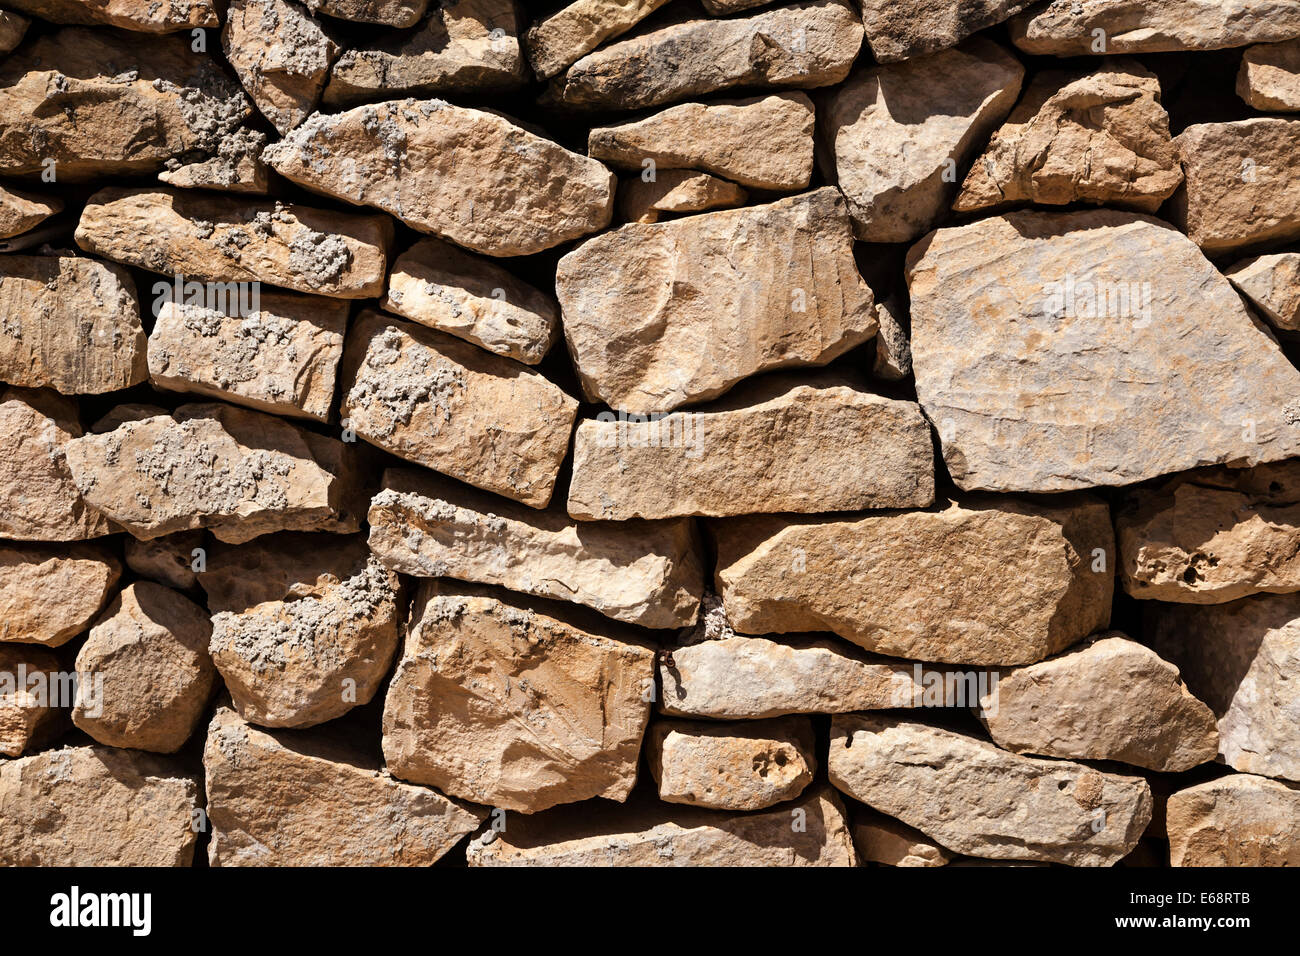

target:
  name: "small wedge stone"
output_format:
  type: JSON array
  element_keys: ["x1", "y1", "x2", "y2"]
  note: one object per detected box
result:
[
  {"x1": 0, "y1": 185, "x2": 61, "y2": 239},
  {"x1": 1239, "y1": 39, "x2": 1300, "y2": 111},
  {"x1": 617, "y1": 171, "x2": 747, "y2": 223},
  {"x1": 1227, "y1": 252, "x2": 1300, "y2": 331}
]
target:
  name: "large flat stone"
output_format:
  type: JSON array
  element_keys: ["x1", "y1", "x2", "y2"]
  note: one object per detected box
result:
[{"x1": 859, "y1": 0, "x2": 1036, "y2": 62}]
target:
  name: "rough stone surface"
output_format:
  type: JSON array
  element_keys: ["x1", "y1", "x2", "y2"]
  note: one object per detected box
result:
[
  {"x1": 567, "y1": 374, "x2": 934, "y2": 519},
  {"x1": 1167, "y1": 774, "x2": 1300, "y2": 867},
  {"x1": 871, "y1": 294, "x2": 911, "y2": 382},
  {"x1": 0, "y1": 185, "x2": 61, "y2": 239},
  {"x1": 2, "y1": 0, "x2": 217, "y2": 31},
  {"x1": 617, "y1": 171, "x2": 747, "y2": 224},
  {"x1": 367, "y1": 467, "x2": 704, "y2": 629},
  {"x1": 0, "y1": 540, "x2": 120, "y2": 646},
  {"x1": 851, "y1": 809, "x2": 954, "y2": 867},
  {"x1": 558, "y1": 188, "x2": 876, "y2": 414},
  {"x1": 304, "y1": 0, "x2": 425, "y2": 25},
  {"x1": 125, "y1": 531, "x2": 204, "y2": 591},
  {"x1": 823, "y1": 37, "x2": 1023, "y2": 242},
  {"x1": 159, "y1": 127, "x2": 271, "y2": 195},
  {"x1": 0, "y1": 644, "x2": 62, "y2": 757},
  {"x1": 860, "y1": 0, "x2": 1036, "y2": 62},
  {"x1": 908, "y1": 210, "x2": 1300, "y2": 492},
  {"x1": 525, "y1": 0, "x2": 672, "y2": 79},
  {"x1": 714, "y1": 495, "x2": 1113, "y2": 666},
  {"x1": 829, "y1": 715, "x2": 1152, "y2": 866},
  {"x1": 1228, "y1": 253, "x2": 1300, "y2": 331},
  {"x1": 1239, "y1": 39, "x2": 1300, "y2": 111},
  {"x1": 263, "y1": 99, "x2": 614, "y2": 257}
]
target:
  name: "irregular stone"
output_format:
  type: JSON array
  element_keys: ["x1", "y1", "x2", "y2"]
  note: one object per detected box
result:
[
  {"x1": 0, "y1": 185, "x2": 61, "y2": 239},
  {"x1": 566, "y1": 374, "x2": 934, "y2": 520},
  {"x1": 659, "y1": 634, "x2": 924, "y2": 719},
  {"x1": 0, "y1": 746, "x2": 200, "y2": 866},
  {"x1": 147, "y1": 289, "x2": 349, "y2": 421},
  {"x1": 851, "y1": 809, "x2": 953, "y2": 867},
  {"x1": 263, "y1": 100, "x2": 612, "y2": 257},
  {"x1": 714, "y1": 495, "x2": 1112, "y2": 666},
  {"x1": 549, "y1": 0, "x2": 863, "y2": 111},
  {"x1": 125, "y1": 531, "x2": 203, "y2": 591},
  {"x1": 860, "y1": 0, "x2": 1035, "y2": 62},
  {"x1": 339, "y1": 311, "x2": 577, "y2": 508},
  {"x1": 0, "y1": 540, "x2": 120, "y2": 645},
  {"x1": 0, "y1": 10, "x2": 28, "y2": 55},
  {"x1": 702, "y1": 0, "x2": 777, "y2": 10},
  {"x1": 526, "y1": 0, "x2": 670, "y2": 80},
  {"x1": 467, "y1": 784, "x2": 857, "y2": 866},
  {"x1": 589, "y1": 92, "x2": 815, "y2": 191},
  {"x1": 0, "y1": 255, "x2": 147, "y2": 395},
  {"x1": 648, "y1": 716, "x2": 815, "y2": 811},
  {"x1": 205, "y1": 707, "x2": 485, "y2": 866},
  {"x1": 0, "y1": 28, "x2": 247, "y2": 178},
  {"x1": 223, "y1": 0, "x2": 339, "y2": 135},
  {"x1": 1173, "y1": 119, "x2": 1300, "y2": 254},
  {"x1": 955, "y1": 62, "x2": 1182, "y2": 214},
  {"x1": 381, "y1": 237, "x2": 558, "y2": 365},
  {"x1": 1227, "y1": 252, "x2": 1300, "y2": 331},
  {"x1": 90, "y1": 403, "x2": 168, "y2": 433},
  {"x1": 368, "y1": 467, "x2": 704, "y2": 629},
  {"x1": 558, "y1": 188, "x2": 876, "y2": 414},
  {"x1": 159, "y1": 127, "x2": 270, "y2": 195},
  {"x1": 1239, "y1": 39, "x2": 1300, "y2": 111},
  {"x1": 0, "y1": 644, "x2": 62, "y2": 757},
  {"x1": 72, "y1": 581, "x2": 215, "y2": 752},
  {"x1": 1010, "y1": 0, "x2": 1300, "y2": 56},
  {"x1": 64, "y1": 402, "x2": 363, "y2": 544},
  {"x1": 1149, "y1": 593, "x2": 1300, "y2": 782},
  {"x1": 2, "y1": 0, "x2": 217, "y2": 31},
  {"x1": 75, "y1": 188, "x2": 392, "y2": 298},
  {"x1": 618, "y1": 170, "x2": 747, "y2": 223},
  {"x1": 383, "y1": 580, "x2": 654, "y2": 813},
  {"x1": 822, "y1": 38, "x2": 1023, "y2": 243},
  {"x1": 980, "y1": 633, "x2": 1219, "y2": 772},
  {"x1": 0, "y1": 387, "x2": 116, "y2": 541},
  {"x1": 871, "y1": 294, "x2": 911, "y2": 382},
  {"x1": 908, "y1": 210, "x2": 1300, "y2": 492},
  {"x1": 829, "y1": 715, "x2": 1152, "y2": 866},
  {"x1": 302, "y1": 0, "x2": 426, "y2": 27},
  {"x1": 323, "y1": 0, "x2": 527, "y2": 106},
  {"x1": 202, "y1": 533, "x2": 400, "y2": 728},
  {"x1": 1167, "y1": 774, "x2": 1300, "y2": 866}
]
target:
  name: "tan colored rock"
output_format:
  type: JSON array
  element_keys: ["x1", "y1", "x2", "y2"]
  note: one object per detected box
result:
[
  {"x1": 0, "y1": 28, "x2": 247, "y2": 179},
  {"x1": 955, "y1": 62, "x2": 1182, "y2": 214},
  {"x1": 0, "y1": 746, "x2": 200, "y2": 866},
  {"x1": 871, "y1": 294, "x2": 911, "y2": 382},
  {"x1": 1239, "y1": 39, "x2": 1300, "y2": 111},
  {"x1": 558, "y1": 188, "x2": 876, "y2": 414},
  {"x1": 1173, "y1": 119, "x2": 1300, "y2": 254},
  {"x1": 303, "y1": 0, "x2": 425, "y2": 25},
  {"x1": 159, "y1": 128, "x2": 271, "y2": 195},
  {"x1": 383, "y1": 580, "x2": 654, "y2": 813},
  {"x1": 648, "y1": 716, "x2": 815, "y2": 811},
  {"x1": 368, "y1": 467, "x2": 704, "y2": 629},
  {"x1": 76, "y1": 188, "x2": 392, "y2": 298},
  {"x1": 0, "y1": 540, "x2": 120, "y2": 645},
  {"x1": 468, "y1": 784, "x2": 858, "y2": 866},
  {"x1": 980, "y1": 633, "x2": 1219, "y2": 773},
  {"x1": 525, "y1": 0, "x2": 671, "y2": 79},
  {"x1": 0, "y1": 255, "x2": 146, "y2": 395},
  {"x1": 617, "y1": 171, "x2": 747, "y2": 224},
  {"x1": 72, "y1": 581, "x2": 215, "y2": 752},
  {"x1": 908, "y1": 210, "x2": 1300, "y2": 492},
  {"x1": 0, "y1": 387, "x2": 116, "y2": 541},
  {"x1": 851, "y1": 810, "x2": 953, "y2": 867},
  {"x1": 223, "y1": 0, "x2": 339, "y2": 135},
  {"x1": 263, "y1": 100, "x2": 613, "y2": 257},
  {"x1": 1149, "y1": 593, "x2": 1300, "y2": 782},
  {"x1": 0, "y1": 11, "x2": 29, "y2": 55},
  {"x1": 714, "y1": 495, "x2": 1112, "y2": 666},
  {"x1": 1228, "y1": 252, "x2": 1300, "y2": 331},
  {"x1": 567, "y1": 374, "x2": 934, "y2": 520},
  {"x1": 125, "y1": 531, "x2": 203, "y2": 591},
  {"x1": 830, "y1": 715, "x2": 1152, "y2": 866},
  {"x1": 324, "y1": 0, "x2": 527, "y2": 106},
  {"x1": 0, "y1": 185, "x2": 60, "y2": 239},
  {"x1": 860, "y1": 0, "x2": 1034, "y2": 62},
  {"x1": 1167, "y1": 774, "x2": 1300, "y2": 867},
  {"x1": 381, "y1": 237, "x2": 558, "y2": 365},
  {"x1": 1010, "y1": 0, "x2": 1300, "y2": 56},
  {"x1": 205, "y1": 707, "x2": 485, "y2": 866},
  {"x1": 549, "y1": 0, "x2": 863, "y2": 111},
  {"x1": 202, "y1": 533, "x2": 400, "y2": 728},
  {"x1": 2, "y1": 0, "x2": 216, "y2": 31},
  {"x1": 339, "y1": 311, "x2": 577, "y2": 508},
  {"x1": 148, "y1": 290, "x2": 349, "y2": 422},
  {"x1": 0, "y1": 644, "x2": 62, "y2": 757},
  {"x1": 823, "y1": 38, "x2": 1023, "y2": 243},
  {"x1": 64, "y1": 402, "x2": 363, "y2": 544},
  {"x1": 589, "y1": 92, "x2": 815, "y2": 191}
]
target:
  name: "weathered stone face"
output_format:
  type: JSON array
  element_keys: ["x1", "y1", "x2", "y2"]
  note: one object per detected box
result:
[
  {"x1": 0, "y1": 540, "x2": 121, "y2": 646},
  {"x1": 2, "y1": 0, "x2": 218, "y2": 31},
  {"x1": 0, "y1": 644, "x2": 62, "y2": 757},
  {"x1": 1167, "y1": 774, "x2": 1300, "y2": 866},
  {"x1": 303, "y1": 0, "x2": 426, "y2": 26},
  {"x1": 0, "y1": 185, "x2": 61, "y2": 239},
  {"x1": 851, "y1": 809, "x2": 954, "y2": 867},
  {"x1": 1228, "y1": 253, "x2": 1300, "y2": 331},
  {"x1": 617, "y1": 171, "x2": 748, "y2": 224},
  {"x1": 525, "y1": 0, "x2": 672, "y2": 80},
  {"x1": 1239, "y1": 39, "x2": 1300, "y2": 111},
  {"x1": 860, "y1": 0, "x2": 1036, "y2": 62},
  {"x1": 158, "y1": 127, "x2": 270, "y2": 195}
]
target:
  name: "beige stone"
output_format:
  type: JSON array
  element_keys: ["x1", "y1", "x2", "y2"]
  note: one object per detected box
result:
[
  {"x1": 72, "y1": 581, "x2": 215, "y2": 752},
  {"x1": 860, "y1": 0, "x2": 1034, "y2": 62},
  {"x1": 0, "y1": 746, "x2": 199, "y2": 866},
  {"x1": 76, "y1": 188, "x2": 392, "y2": 298},
  {"x1": 823, "y1": 38, "x2": 1023, "y2": 242},
  {"x1": 558, "y1": 188, "x2": 876, "y2": 414},
  {"x1": 589, "y1": 92, "x2": 815, "y2": 191},
  {"x1": 303, "y1": 0, "x2": 425, "y2": 25},
  {"x1": 851, "y1": 810, "x2": 953, "y2": 867},
  {"x1": 871, "y1": 294, "x2": 911, "y2": 382},
  {"x1": 0, "y1": 10, "x2": 29, "y2": 54},
  {"x1": 0, "y1": 644, "x2": 62, "y2": 757},
  {"x1": 468, "y1": 784, "x2": 858, "y2": 866},
  {"x1": 0, "y1": 255, "x2": 146, "y2": 395},
  {"x1": 1227, "y1": 252, "x2": 1300, "y2": 331},
  {"x1": 368, "y1": 467, "x2": 704, "y2": 629},
  {"x1": 383, "y1": 580, "x2": 654, "y2": 813},
  {"x1": 125, "y1": 531, "x2": 203, "y2": 591},
  {"x1": 1239, "y1": 39, "x2": 1300, "y2": 111},
  {"x1": 0, "y1": 540, "x2": 120, "y2": 645},
  {"x1": 2, "y1": 0, "x2": 217, "y2": 31},
  {"x1": 830, "y1": 715, "x2": 1152, "y2": 866},
  {"x1": 525, "y1": 0, "x2": 671, "y2": 79},
  {"x1": 339, "y1": 311, "x2": 577, "y2": 509},
  {"x1": 64, "y1": 402, "x2": 363, "y2": 544},
  {"x1": 617, "y1": 171, "x2": 747, "y2": 223},
  {"x1": 714, "y1": 495, "x2": 1112, "y2": 666},
  {"x1": 567, "y1": 374, "x2": 933, "y2": 520},
  {"x1": 159, "y1": 128, "x2": 271, "y2": 195},
  {"x1": 908, "y1": 210, "x2": 1300, "y2": 492},
  {"x1": 0, "y1": 185, "x2": 60, "y2": 239},
  {"x1": 263, "y1": 100, "x2": 613, "y2": 257},
  {"x1": 1167, "y1": 774, "x2": 1300, "y2": 867},
  {"x1": 147, "y1": 290, "x2": 349, "y2": 422},
  {"x1": 205, "y1": 706, "x2": 485, "y2": 866},
  {"x1": 203, "y1": 533, "x2": 400, "y2": 729},
  {"x1": 382, "y1": 237, "x2": 558, "y2": 365}
]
